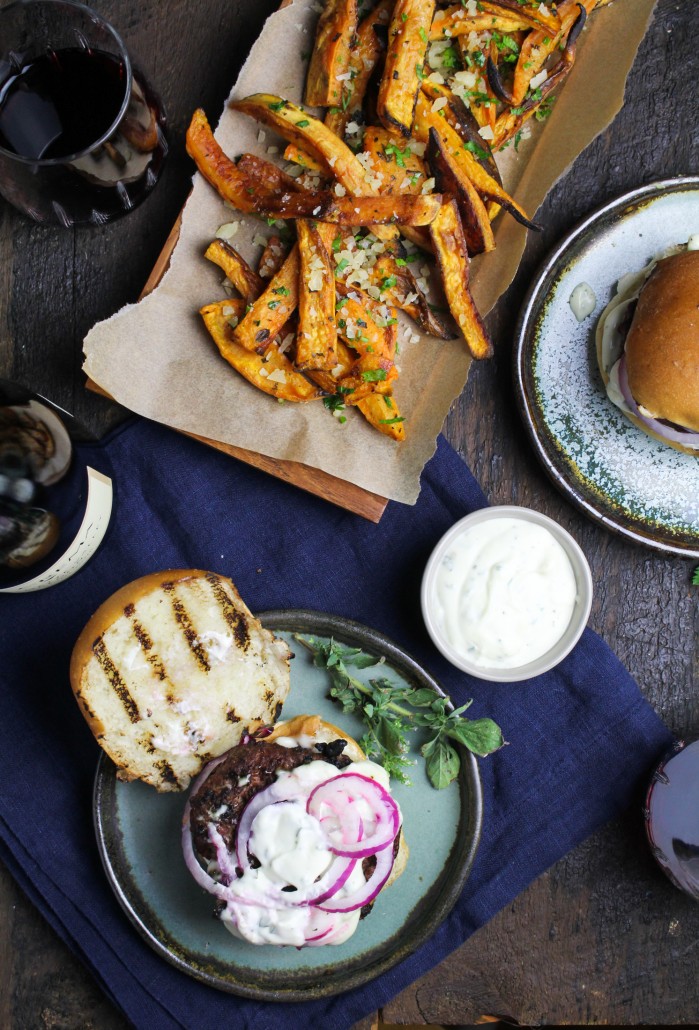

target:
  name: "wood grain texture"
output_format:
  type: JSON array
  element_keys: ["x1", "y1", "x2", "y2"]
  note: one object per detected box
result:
[{"x1": 0, "y1": 0, "x2": 698, "y2": 1027}]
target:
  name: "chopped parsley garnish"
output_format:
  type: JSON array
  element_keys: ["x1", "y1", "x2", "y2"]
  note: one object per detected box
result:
[
  {"x1": 415, "y1": 62, "x2": 426, "y2": 81},
  {"x1": 380, "y1": 274, "x2": 397, "y2": 291},
  {"x1": 441, "y1": 45, "x2": 459, "y2": 70},
  {"x1": 332, "y1": 235, "x2": 342, "y2": 252},
  {"x1": 361, "y1": 368, "x2": 388, "y2": 382},
  {"x1": 384, "y1": 142, "x2": 412, "y2": 168},
  {"x1": 267, "y1": 300, "x2": 280, "y2": 309},
  {"x1": 464, "y1": 140, "x2": 490, "y2": 162},
  {"x1": 296, "y1": 119, "x2": 310, "y2": 128},
  {"x1": 272, "y1": 286, "x2": 290, "y2": 296},
  {"x1": 378, "y1": 415, "x2": 405, "y2": 425},
  {"x1": 268, "y1": 100, "x2": 286, "y2": 111},
  {"x1": 535, "y1": 96, "x2": 556, "y2": 121},
  {"x1": 323, "y1": 394, "x2": 346, "y2": 413}
]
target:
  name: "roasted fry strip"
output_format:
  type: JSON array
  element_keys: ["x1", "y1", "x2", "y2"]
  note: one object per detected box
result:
[
  {"x1": 231, "y1": 94, "x2": 375, "y2": 196},
  {"x1": 188, "y1": 111, "x2": 441, "y2": 225},
  {"x1": 337, "y1": 352, "x2": 399, "y2": 403},
  {"x1": 231, "y1": 94, "x2": 403, "y2": 241},
  {"x1": 357, "y1": 392, "x2": 406, "y2": 441},
  {"x1": 420, "y1": 81, "x2": 502, "y2": 186},
  {"x1": 236, "y1": 152, "x2": 308, "y2": 195},
  {"x1": 258, "y1": 235, "x2": 290, "y2": 280},
  {"x1": 510, "y1": 0, "x2": 592, "y2": 107},
  {"x1": 282, "y1": 143, "x2": 327, "y2": 174},
  {"x1": 492, "y1": 8, "x2": 585, "y2": 149},
  {"x1": 336, "y1": 280, "x2": 398, "y2": 360},
  {"x1": 430, "y1": 7, "x2": 530, "y2": 39},
  {"x1": 232, "y1": 246, "x2": 300, "y2": 352},
  {"x1": 481, "y1": 0, "x2": 560, "y2": 33},
  {"x1": 361, "y1": 126, "x2": 428, "y2": 195},
  {"x1": 325, "y1": 0, "x2": 393, "y2": 138},
  {"x1": 242, "y1": 189, "x2": 444, "y2": 226},
  {"x1": 429, "y1": 197, "x2": 493, "y2": 360},
  {"x1": 427, "y1": 128, "x2": 495, "y2": 255},
  {"x1": 186, "y1": 109, "x2": 279, "y2": 215},
  {"x1": 296, "y1": 220, "x2": 338, "y2": 371},
  {"x1": 366, "y1": 248, "x2": 456, "y2": 339},
  {"x1": 204, "y1": 239, "x2": 265, "y2": 302},
  {"x1": 305, "y1": 0, "x2": 358, "y2": 108},
  {"x1": 200, "y1": 301, "x2": 322, "y2": 402},
  {"x1": 377, "y1": 0, "x2": 435, "y2": 138},
  {"x1": 413, "y1": 92, "x2": 540, "y2": 230}
]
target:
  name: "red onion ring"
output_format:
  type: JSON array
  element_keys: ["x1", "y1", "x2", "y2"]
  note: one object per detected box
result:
[
  {"x1": 318, "y1": 839, "x2": 396, "y2": 913},
  {"x1": 618, "y1": 356, "x2": 699, "y2": 449},
  {"x1": 307, "y1": 772, "x2": 400, "y2": 858}
]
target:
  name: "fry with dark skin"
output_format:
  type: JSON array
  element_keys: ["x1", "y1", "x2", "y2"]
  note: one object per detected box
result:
[
  {"x1": 413, "y1": 93, "x2": 540, "y2": 230},
  {"x1": 325, "y1": 0, "x2": 393, "y2": 138},
  {"x1": 427, "y1": 128, "x2": 495, "y2": 255},
  {"x1": 429, "y1": 197, "x2": 494, "y2": 360},
  {"x1": 377, "y1": 0, "x2": 436, "y2": 138},
  {"x1": 187, "y1": 108, "x2": 441, "y2": 226},
  {"x1": 204, "y1": 239, "x2": 264, "y2": 302}
]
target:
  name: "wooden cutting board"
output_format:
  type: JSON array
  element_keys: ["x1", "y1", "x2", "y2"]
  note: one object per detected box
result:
[{"x1": 88, "y1": 212, "x2": 389, "y2": 522}]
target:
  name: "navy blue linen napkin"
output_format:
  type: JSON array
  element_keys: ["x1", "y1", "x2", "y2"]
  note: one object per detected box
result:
[{"x1": 0, "y1": 418, "x2": 672, "y2": 1030}]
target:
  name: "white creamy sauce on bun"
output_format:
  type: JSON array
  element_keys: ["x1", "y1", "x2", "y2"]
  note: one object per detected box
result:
[{"x1": 183, "y1": 716, "x2": 407, "y2": 948}]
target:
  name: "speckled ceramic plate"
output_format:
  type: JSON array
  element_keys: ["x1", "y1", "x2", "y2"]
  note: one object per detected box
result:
[
  {"x1": 93, "y1": 610, "x2": 482, "y2": 1001},
  {"x1": 514, "y1": 177, "x2": 699, "y2": 557}
]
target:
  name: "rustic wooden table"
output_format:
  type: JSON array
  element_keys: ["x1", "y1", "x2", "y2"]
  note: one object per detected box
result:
[{"x1": 0, "y1": 0, "x2": 697, "y2": 1027}]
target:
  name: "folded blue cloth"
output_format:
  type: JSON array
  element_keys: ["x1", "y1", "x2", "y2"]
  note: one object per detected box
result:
[{"x1": 0, "y1": 418, "x2": 672, "y2": 1030}]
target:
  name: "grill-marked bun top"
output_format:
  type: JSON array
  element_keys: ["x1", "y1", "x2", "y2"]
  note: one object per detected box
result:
[
  {"x1": 625, "y1": 250, "x2": 699, "y2": 433},
  {"x1": 70, "y1": 569, "x2": 291, "y2": 791}
]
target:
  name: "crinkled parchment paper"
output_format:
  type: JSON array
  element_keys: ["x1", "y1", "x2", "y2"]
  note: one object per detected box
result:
[{"x1": 83, "y1": 0, "x2": 655, "y2": 504}]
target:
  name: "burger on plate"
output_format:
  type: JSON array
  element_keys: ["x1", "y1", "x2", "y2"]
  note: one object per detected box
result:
[
  {"x1": 182, "y1": 714, "x2": 408, "y2": 947},
  {"x1": 595, "y1": 243, "x2": 699, "y2": 454}
]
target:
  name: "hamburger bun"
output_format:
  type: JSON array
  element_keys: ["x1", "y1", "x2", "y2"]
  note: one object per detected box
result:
[
  {"x1": 596, "y1": 247, "x2": 699, "y2": 454},
  {"x1": 183, "y1": 714, "x2": 408, "y2": 947},
  {"x1": 70, "y1": 569, "x2": 291, "y2": 791}
]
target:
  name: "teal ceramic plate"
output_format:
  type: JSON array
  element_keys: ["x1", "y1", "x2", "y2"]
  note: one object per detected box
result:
[
  {"x1": 515, "y1": 177, "x2": 699, "y2": 557},
  {"x1": 94, "y1": 610, "x2": 482, "y2": 1000}
]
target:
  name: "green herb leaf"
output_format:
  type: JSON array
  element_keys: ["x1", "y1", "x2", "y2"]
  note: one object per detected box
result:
[
  {"x1": 445, "y1": 717, "x2": 504, "y2": 757},
  {"x1": 422, "y1": 737, "x2": 461, "y2": 789},
  {"x1": 295, "y1": 635, "x2": 505, "y2": 789},
  {"x1": 692, "y1": 566, "x2": 699, "y2": 586}
]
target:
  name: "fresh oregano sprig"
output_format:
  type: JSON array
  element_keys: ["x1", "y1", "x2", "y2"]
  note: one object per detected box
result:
[{"x1": 296, "y1": 635, "x2": 505, "y2": 789}]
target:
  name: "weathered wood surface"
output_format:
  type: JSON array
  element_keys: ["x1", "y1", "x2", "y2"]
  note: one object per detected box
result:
[{"x1": 0, "y1": 0, "x2": 697, "y2": 1027}]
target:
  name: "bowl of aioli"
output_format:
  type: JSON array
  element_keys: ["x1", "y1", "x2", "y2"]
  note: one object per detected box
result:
[{"x1": 421, "y1": 506, "x2": 593, "y2": 682}]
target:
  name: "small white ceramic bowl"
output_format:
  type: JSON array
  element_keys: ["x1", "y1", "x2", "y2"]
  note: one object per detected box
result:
[{"x1": 421, "y1": 505, "x2": 593, "y2": 682}]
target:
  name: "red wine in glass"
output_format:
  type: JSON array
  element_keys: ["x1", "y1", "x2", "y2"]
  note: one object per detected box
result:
[{"x1": 0, "y1": 1, "x2": 168, "y2": 227}]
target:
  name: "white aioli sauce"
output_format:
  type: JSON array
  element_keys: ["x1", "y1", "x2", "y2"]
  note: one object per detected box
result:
[
  {"x1": 215, "y1": 757, "x2": 395, "y2": 947},
  {"x1": 433, "y1": 518, "x2": 578, "y2": 669},
  {"x1": 569, "y1": 281, "x2": 597, "y2": 321}
]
